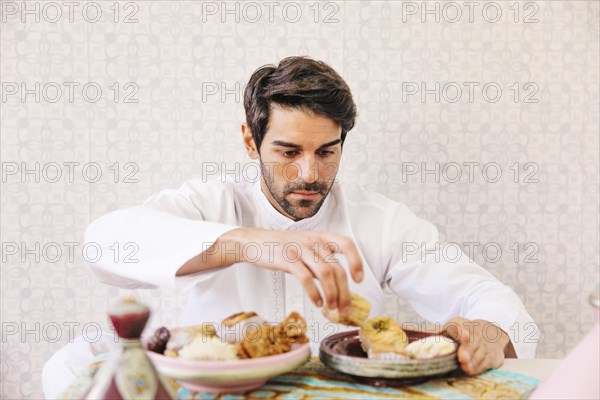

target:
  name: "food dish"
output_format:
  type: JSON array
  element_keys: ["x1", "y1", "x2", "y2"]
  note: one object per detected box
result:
[
  {"x1": 148, "y1": 311, "x2": 308, "y2": 360},
  {"x1": 320, "y1": 293, "x2": 457, "y2": 383},
  {"x1": 145, "y1": 311, "x2": 311, "y2": 393},
  {"x1": 321, "y1": 292, "x2": 455, "y2": 363},
  {"x1": 320, "y1": 329, "x2": 459, "y2": 384},
  {"x1": 147, "y1": 335, "x2": 311, "y2": 393}
]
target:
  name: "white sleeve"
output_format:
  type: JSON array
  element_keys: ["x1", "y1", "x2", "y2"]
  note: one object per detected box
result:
[
  {"x1": 84, "y1": 179, "x2": 239, "y2": 291},
  {"x1": 383, "y1": 203, "x2": 540, "y2": 359}
]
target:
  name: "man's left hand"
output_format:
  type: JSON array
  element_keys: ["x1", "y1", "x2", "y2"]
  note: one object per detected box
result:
[{"x1": 442, "y1": 317, "x2": 517, "y2": 376}]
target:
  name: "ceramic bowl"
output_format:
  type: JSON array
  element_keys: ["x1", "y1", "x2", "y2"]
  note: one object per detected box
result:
[{"x1": 146, "y1": 333, "x2": 311, "y2": 394}]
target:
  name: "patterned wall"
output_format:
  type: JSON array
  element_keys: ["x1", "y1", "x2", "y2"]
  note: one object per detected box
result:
[{"x1": 1, "y1": 1, "x2": 598, "y2": 398}]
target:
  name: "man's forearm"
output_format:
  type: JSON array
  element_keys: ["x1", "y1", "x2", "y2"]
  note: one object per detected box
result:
[{"x1": 175, "y1": 228, "x2": 246, "y2": 276}]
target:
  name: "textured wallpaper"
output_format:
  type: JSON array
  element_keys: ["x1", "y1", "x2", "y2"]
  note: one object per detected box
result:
[{"x1": 1, "y1": 1, "x2": 599, "y2": 398}]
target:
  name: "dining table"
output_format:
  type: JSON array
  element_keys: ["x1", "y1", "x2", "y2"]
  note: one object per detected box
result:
[{"x1": 60, "y1": 354, "x2": 560, "y2": 399}]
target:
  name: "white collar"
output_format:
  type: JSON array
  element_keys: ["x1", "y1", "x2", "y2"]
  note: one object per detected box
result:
[{"x1": 251, "y1": 178, "x2": 332, "y2": 231}]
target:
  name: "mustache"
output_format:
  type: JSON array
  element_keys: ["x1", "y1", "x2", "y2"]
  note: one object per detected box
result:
[{"x1": 284, "y1": 182, "x2": 327, "y2": 195}]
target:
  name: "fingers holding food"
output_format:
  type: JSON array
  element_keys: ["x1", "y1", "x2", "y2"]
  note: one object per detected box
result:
[{"x1": 323, "y1": 292, "x2": 371, "y2": 327}]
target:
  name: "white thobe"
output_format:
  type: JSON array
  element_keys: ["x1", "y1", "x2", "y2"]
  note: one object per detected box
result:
[{"x1": 42, "y1": 175, "x2": 538, "y2": 398}]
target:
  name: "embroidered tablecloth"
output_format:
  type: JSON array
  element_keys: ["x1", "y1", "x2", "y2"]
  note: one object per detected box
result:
[{"x1": 61, "y1": 355, "x2": 539, "y2": 399}]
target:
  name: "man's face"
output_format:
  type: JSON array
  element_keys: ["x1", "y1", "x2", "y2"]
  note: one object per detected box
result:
[{"x1": 253, "y1": 105, "x2": 343, "y2": 221}]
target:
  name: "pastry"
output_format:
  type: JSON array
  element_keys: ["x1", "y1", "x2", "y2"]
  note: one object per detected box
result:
[
  {"x1": 156, "y1": 311, "x2": 308, "y2": 360},
  {"x1": 404, "y1": 335, "x2": 456, "y2": 359},
  {"x1": 238, "y1": 324, "x2": 291, "y2": 359},
  {"x1": 275, "y1": 311, "x2": 308, "y2": 344},
  {"x1": 222, "y1": 312, "x2": 259, "y2": 327},
  {"x1": 238, "y1": 311, "x2": 308, "y2": 358},
  {"x1": 221, "y1": 311, "x2": 266, "y2": 343},
  {"x1": 359, "y1": 316, "x2": 409, "y2": 360},
  {"x1": 322, "y1": 292, "x2": 371, "y2": 326}
]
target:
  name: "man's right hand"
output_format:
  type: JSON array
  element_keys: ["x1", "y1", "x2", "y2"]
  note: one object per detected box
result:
[{"x1": 177, "y1": 227, "x2": 364, "y2": 317}]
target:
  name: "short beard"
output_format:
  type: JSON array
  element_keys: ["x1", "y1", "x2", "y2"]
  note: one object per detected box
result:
[{"x1": 259, "y1": 160, "x2": 331, "y2": 221}]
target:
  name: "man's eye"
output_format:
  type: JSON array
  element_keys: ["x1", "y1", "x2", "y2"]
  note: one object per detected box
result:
[
  {"x1": 282, "y1": 151, "x2": 299, "y2": 158},
  {"x1": 318, "y1": 150, "x2": 334, "y2": 157}
]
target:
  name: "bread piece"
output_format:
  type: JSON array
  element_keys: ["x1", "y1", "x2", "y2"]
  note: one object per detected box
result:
[{"x1": 322, "y1": 293, "x2": 371, "y2": 326}]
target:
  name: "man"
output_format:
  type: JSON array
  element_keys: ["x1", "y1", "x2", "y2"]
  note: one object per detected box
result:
[{"x1": 43, "y1": 56, "x2": 538, "y2": 397}]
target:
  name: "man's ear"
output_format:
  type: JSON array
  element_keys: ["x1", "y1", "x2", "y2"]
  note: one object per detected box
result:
[{"x1": 241, "y1": 123, "x2": 259, "y2": 160}]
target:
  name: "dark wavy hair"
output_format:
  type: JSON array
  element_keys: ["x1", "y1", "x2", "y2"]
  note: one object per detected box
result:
[{"x1": 243, "y1": 56, "x2": 357, "y2": 152}]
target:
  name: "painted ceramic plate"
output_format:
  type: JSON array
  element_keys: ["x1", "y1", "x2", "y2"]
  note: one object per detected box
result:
[
  {"x1": 319, "y1": 329, "x2": 459, "y2": 386},
  {"x1": 146, "y1": 333, "x2": 310, "y2": 394}
]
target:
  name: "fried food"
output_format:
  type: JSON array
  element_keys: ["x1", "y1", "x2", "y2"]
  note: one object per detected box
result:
[
  {"x1": 275, "y1": 311, "x2": 309, "y2": 344},
  {"x1": 238, "y1": 324, "x2": 291, "y2": 359},
  {"x1": 155, "y1": 311, "x2": 308, "y2": 360},
  {"x1": 359, "y1": 316, "x2": 409, "y2": 359},
  {"x1": 322, "y1": 292, "x2": 371, "y2": 326},
  {"x1": 237, "y1": 312, "x2": 308, "y2": 358},
  {"x1": 221, "y1": 311, "x2": 266, "y2": 343},
  {"x1": 222, "y1": 312, "x2": 259, "y2": 327}
]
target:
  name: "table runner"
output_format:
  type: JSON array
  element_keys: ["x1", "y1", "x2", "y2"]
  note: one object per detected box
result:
[{"x1": 61, "y1": 355, "x2": 539, "y2": 399}]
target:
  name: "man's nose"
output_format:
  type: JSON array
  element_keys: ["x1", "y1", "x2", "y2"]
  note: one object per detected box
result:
[{"x1": 298, "y1": 156, "x2": 318, "y2": 183}]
